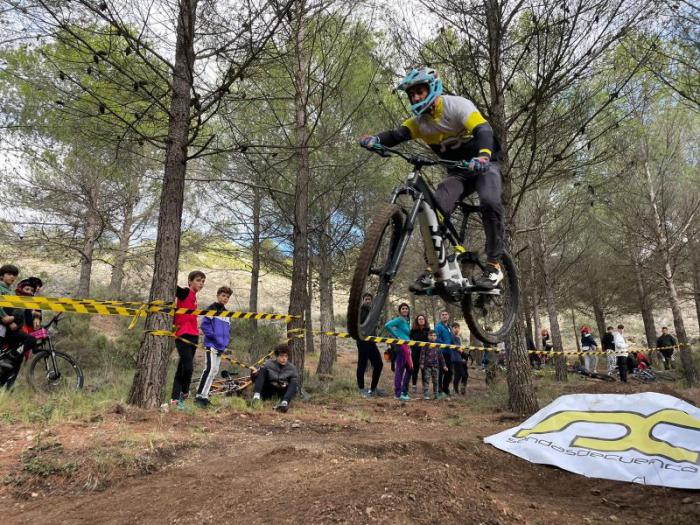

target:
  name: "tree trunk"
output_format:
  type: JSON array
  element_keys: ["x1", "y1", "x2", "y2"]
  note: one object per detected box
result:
[
  {"x1": 109, "y1": 197, "x2": 135, "y2": 299},
  {"x1": 693, "y1": 248, "x2": 700, "y2": 334},
  {"x1": 316, "y1": 203, "x2": 336, "y2": 376},
  {"x1": 592, "y1": 301, "x2": 607, "y2": 342},
  {"x1": 286, "y1": 0, "x2": 310, "y2": 384},
  {"x1": 529, "y1": 246, "x2": 542, "y2": 351},
  {"x1": 538, "y1": 227, "x2": 567, "y2": 381},
  {"x1": 571, "y1": 308, "x2": 580, "y2": 352},
  {"x1": 249, "y1": 185, "x2": 261, "y2": 355},
  {"x1": 643, "y1": 161, "x2": 696, "y2": 385},
  {"x1": 305, "y1": 257, "x2": 315, "y2": 354},
  {"x1": 663, "y1": 260, "x2": 696, "y2": 384},
  {"x1": 128, "y1": 0, "x2": 197, "y2": 408},
  {"x1": 484, "y1": 0, "x2": 537, "y2": 411},
  {"x1": 631, "y1": 254, "x2": 657, "y2": 349},
  {"x1": 77, "y1": 203, "x2": 100, "y2": 298},
  {"x1": 507, "y1": 313, "x2": 539, "y2": 414}
]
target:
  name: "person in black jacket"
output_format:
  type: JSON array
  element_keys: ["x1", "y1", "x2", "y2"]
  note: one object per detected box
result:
[
  {"x1": 251, "y1": 344, "x2": 299, "y2": 412},
  {"x1": 355, "y1": 293, "x2": 384, "y2": 396},
  {"x1": 656, "y1": 327, "x2": 678, "y2": 370},
  {"x1": 409, "y1": 313, "x2": 430, "y2": 394},
  {"x1": 601, "y1": 326, "x2": 616, "y2": 376}
]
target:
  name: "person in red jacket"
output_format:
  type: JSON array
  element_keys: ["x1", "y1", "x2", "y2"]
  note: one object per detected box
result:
[{"x1": 171, "y1": 270, "x2": 206, "y2": 406}]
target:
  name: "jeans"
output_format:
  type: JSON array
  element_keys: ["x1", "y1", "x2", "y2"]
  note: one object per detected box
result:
[
  {"x1": 583, "y1": 352, "x2": 598, "y2": 373},
  {"x1": 439, "y1": 352, "x2": 453, "y2": 395},
  {"x1": 356, "y1": 340, "x2": 383, "y2": 390},
  {"x1": 422, "y1": 366, "x2": 439, "y2": 397},
  {"x1": 453, "y1": 361, "x2": 468, "y2": 393}
]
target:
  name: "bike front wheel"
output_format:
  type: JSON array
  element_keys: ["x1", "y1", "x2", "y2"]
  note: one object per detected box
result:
[
  {"x1": 462, "y1": 250, "x2": 520, "y2": 344},
  {"x1": 347, "y1": 203, "x2": 408, "y2": 340},
  {"x1": 28, "y1": 351, "x2": 84, "y2": 393}
]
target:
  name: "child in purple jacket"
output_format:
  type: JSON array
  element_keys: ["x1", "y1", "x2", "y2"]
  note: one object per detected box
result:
[
  {"x1": 195, "y1": 286, "x2": 232, "y2": 408},
  {"x1": 420, "y1": 331, "x2": 448, "y2": 400}
]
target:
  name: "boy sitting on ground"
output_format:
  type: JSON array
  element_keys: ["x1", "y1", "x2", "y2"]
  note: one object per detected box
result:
[
  {"x1": 420, "y1": 330, "x2": 448, "y2": 400},
  {"x1": 251, "y1": 344, "x2": 299, "y2": 413},
  {"x1": 195, "y1": 286, "x2": 233, "y2": 408}
]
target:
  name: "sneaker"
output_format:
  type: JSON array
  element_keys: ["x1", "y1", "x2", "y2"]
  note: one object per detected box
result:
[
  {"x1": 473, "y1": 262, "x2": 504, "y2": 289},
  {"x1": 436, "y1": 392, "x2": 445, "y2": 400},
  {"x1": 275, "y1": 401, "x2": 289, "y2": 413},
  {"x1": 358, "y1": 388, "x2": 370, "y2": 397},
  {"x1": 195, "y1": 397, "x2": 210, "y2": 409},
  {"x1": 423, "y1": 394, "x2": 431, "y2": 400},
  {"x1": 399, "y1": 394, "x2": 411, "y2": 402},
  {"x1": 250, "y1": 396, "x2": 262, "y2": 407},
  {"x1": 372, "y1": 388, "x2": 387, "y2": 397},
  {"x1": 409, "y1": 271, "x2": 434, "y2": 294},
  {"x1": 176, "y1": 398, "x2": 185, "y2": 410}
]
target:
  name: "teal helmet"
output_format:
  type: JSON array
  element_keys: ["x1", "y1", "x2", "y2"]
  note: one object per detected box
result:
[{"x1": 396, "y1": 67, "x2": 443, "y2": 116}]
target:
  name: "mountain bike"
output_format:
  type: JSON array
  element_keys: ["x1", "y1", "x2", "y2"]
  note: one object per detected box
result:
[
  {"x1": 209, "y1": 369, "x2": 252, "y2": 397},
  {"x1": 0, "y1": 313, "x2": 84, "y2": 392},
  {"x1": 347, "y1": 145, "x2": 519, "y2": 344}
]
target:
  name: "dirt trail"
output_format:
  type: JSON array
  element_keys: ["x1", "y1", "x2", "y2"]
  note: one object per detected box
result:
[{"x1": 3, "y1": 390, "x2": 700, "y2": 525}]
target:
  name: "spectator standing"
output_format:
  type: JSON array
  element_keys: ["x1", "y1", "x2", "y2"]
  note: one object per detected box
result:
[
  {"x1": 409, "y1": 314, "x2": 430, "y2": 394},
  {"x1": 420, "y1": 330, "x2": 447, "y2": 400},
  {"x1": 656, "y1": 327, "x2": 678, "y2": 370},
  {"x1": 613, "y1": 324, "x2": 629, "y2": 383},
  {"x1": 171, "y1": 270, "x2": 206, "y2": 407},
  {"x1": 355, "y1": 293, "x2": 384, "y2": 396},
  {"x1": 580, "y1": 326, "x2": 599, "y2": 373},
  {"x1": 384, "y1": 303, "x2": 413, "y2": 401},
  {"x1": 451, "y1": 322, "x2": 468, "y2": 395},
  {"x1": 195, "y1": 286, "x2": 232, "y2": 408},
  {"x1": 526, "y1": 334, "x2": 540, "y2": 369},
  {"x1": 601, "y1": 326, "x2": 616, "y2": 376},
  {"x1": 435, "y1": 310, "x2": 454, "y2": 396}
]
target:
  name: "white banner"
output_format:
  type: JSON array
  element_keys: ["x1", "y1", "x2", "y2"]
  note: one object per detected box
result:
[{"x1": 484, "y1": 392, "x2": 700, "y2": 489}]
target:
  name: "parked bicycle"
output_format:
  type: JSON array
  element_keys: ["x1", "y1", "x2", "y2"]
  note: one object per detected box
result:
[
  {"x1": 0, "y1": 313, "x2": 84, "y2": 392},
  {"x1": 209, "y1": 369, "x2": 252, "y2": 397},
  {"x1": 347, "y1": 145, "x2": 520, "y2": 344}
]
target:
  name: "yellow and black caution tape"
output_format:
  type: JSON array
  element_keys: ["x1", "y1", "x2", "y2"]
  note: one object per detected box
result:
[
  {"x1": 145, "y1": 330, "x2": 275, "y2": 369},
  {"x1": 0, "y1": 294, "x2": 298, "y2": 321},
  {"x1": 289, "y1": 328, "x2": 699, "y2": 357}
]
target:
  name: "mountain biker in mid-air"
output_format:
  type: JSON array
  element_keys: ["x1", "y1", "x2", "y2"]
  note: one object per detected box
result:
[{"x1": 359, "y1": 66, "x2": 504, "y2": 292}]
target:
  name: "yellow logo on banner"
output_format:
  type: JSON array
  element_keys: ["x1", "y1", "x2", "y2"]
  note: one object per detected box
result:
[{"x1": 514, "y1": 409, "x2": 700, "y2": 464}]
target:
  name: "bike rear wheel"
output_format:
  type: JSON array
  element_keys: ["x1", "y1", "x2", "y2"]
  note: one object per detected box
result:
[
  {"x1": 28, "y1": 351, "x2": 84, "y2": 393},
  {"x1": 462, "y1": 250, "x2": 520, "y2": 344},
  {"x1": 347, "y1": 203, "x2": 408, "y2": 340}
]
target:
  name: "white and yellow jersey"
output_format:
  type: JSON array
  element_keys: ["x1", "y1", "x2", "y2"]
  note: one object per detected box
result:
[{"x1": 401, "y1": 95, "x2": 493, "y2": 160}]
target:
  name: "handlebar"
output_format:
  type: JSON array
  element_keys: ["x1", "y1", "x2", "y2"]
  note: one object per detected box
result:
[
  {"x1": 364, "y1": 143, "x2": 475, "y2": 171},
  {"x1": 43, "y1": 312, "x2": 62, "y2": 329}
]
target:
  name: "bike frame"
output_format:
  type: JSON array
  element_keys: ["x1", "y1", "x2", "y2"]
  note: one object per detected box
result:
[{"x1": 387, "y1": 166, "x2": 486, "y2": 295}]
